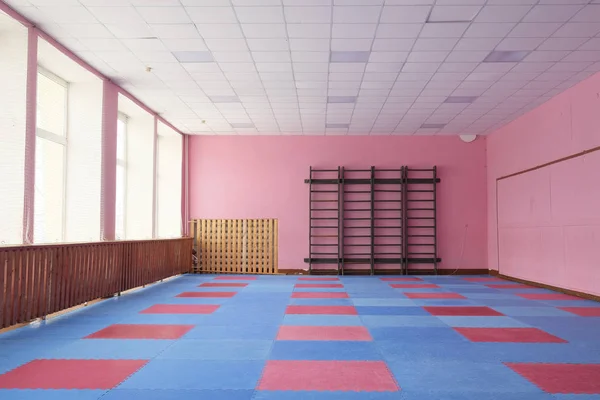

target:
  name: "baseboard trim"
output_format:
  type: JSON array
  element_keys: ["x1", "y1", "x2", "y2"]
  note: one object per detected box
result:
[
  {"x1": 278, "y1": 268, "x2": 489, "y2": 276},
  {"x1": 494, "y1": 273, "x2": 600, "y2": 303}
]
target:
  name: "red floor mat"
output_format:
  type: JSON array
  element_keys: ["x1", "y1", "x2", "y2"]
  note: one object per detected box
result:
[
  {"x1": 424, "y1": 306, "x2": 504, "y2": 316},
  {"x1": 199, "y1": 282, "x2": 248, "y2": 287},
  {"x1": 486, "y1": 284, "x2": 537, "y2": 289},
  {"x1": 85, "y1": 324, "x2": 194, "y2": 339},
  {"x1": 380, "y1": 278, "x2": 423, "y2": 282},
  {"x1": 505, "y1": 363, "x2": 600, "y2": 394},
  {"x1": 390, "y1": 284, "x2": 440, "y2": 289},
  {"x1": 0, "y1": 359, "x2": 148, "y2": 389},
  {"x1": 285, "y1": 305, "x2": 358, "y2": 315},
  {"x1": 276, "y1": 326, "x2": 372, "y2": 341},
  {"x1": 257, "y1": 360, "x2": 399, "y2": 391},
  {"x1": 455, "y1": 327, "x2": 566, "y2": 343},
  {"x1": 559, "y1": 307, "x2": 600, "y2": 317}
]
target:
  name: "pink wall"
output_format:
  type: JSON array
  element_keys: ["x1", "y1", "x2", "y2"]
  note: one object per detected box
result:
[
  {"x1": 487, "y1": 72, "x2": 600, "y2": 295},
  {"x1": 189, "y1": 136, "x2": 487, "y2": 271}
]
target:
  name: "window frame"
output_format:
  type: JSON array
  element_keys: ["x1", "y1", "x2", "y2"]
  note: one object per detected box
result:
[
  {"x1": 35, "y1": 66, "x2": 69, "y2": 242},
  {"x1": 116, "y1": 112, "x2": 128, "y2": 240}
]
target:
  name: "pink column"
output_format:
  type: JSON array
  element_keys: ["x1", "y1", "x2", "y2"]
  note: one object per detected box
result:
[
  {"x1": 22, "y1": 27, "x2": 37, "y2": 244},
  {"x1": 100, "y1": 81, "x2": 118, "y2": 241}
]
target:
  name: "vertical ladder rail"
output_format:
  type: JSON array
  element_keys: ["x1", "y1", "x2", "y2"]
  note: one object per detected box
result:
[
  {"x1": 340, "y1": 167, "x2": 344, "y2": 275},
  {"x1": 401, "y1": 166, "x2": 407, "y2": 275},
  {"x1": 370, "y1": 166, "x2": 375, "y2": 275},
  {"x1": 433, "y1": 166, "x2": 438, "y2": 275},
  {"x1": 308, "y1": 166, "x2": 313, "y2": 274}
]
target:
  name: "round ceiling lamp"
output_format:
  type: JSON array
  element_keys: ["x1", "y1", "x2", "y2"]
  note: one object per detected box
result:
[{"x1": 459, "y1": 134, "x2": 477, "y2": 143}]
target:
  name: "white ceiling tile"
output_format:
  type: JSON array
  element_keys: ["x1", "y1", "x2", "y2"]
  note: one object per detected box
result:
[
  {"x1": 438, "y1": 62, "x2": 478, "y2": 73},
  {"x1": 419, "y1": 22, "x2": 468, "y2": 38},
  {"x1": 331, "y1": 38, "x2": 372, "y2": 51},
  {"x1": 242, "y1": 24, "x2": 287, "y2": 38},
  {"x1": 137, "y1": 6, "x2": 190, "y2": 23},
  {"x1": 287, "y1": 6, "x2": 332, "y2": 23},
  {"x1": 329, "y1": 72, "x2": 364, "y2": 81},
  {"x1": 511, "y1": 62, "x2": 553, "y2": 72},
  {"x1": 187, "y1": 7, "x2": 237, "y2": 23},
  {"x1": 428, "y1": 5, "x2": 481, "y2": 22},
  {"x1": 136, "y1": 51, "x2": 178, "y2": 63},
  {"x1": 295, "y1": 63, "x2": 330, "y2": 72},
  {"x1": 333, "y1": 24, "x2": 377, "y2": 39},
  {"x1": 464, "y1": 22, "x2": 515, "y2": 38},
  {"x1": 291, "y1": 51, "x2": 330, "y2": 62},
  {"x1": 538, "y1": 37, "x2": 589, "y2": 51},
  {"x1": 123, "y1": 38, "x2": 167, "y2": 52},
  {"x1": 330, "y1": 62, "x2": 366, "y2": 72},
  {"x1": 333, "y1": 6, "x2": 380, "y2": 23},
  {"x1": 287, "y1": 24, "x2": 331, "y2": 38},
  {"x1": 508, "y1": 22, "x2": 562, "y2": 38},
  {"x1": 475, "y1": 6, "x2": 532, "y2": 23},
  {"x1": 151, "y1": 24, "x2": 200, "y2": 39},
  {"x1": 234, "y1": 6, "x2": 284, "y2": 23},
  {"x1": 472, "y1": 62, "x2": 515, "y2": 73},
  {"x1": 251, "y1": 52, "x2": 291, "y2": 62},
  {"x1": 454, "y1": 38, "x2": 502, "y2": 51},
  {"x1": 290, "y1": 38, "x2": 330, "y2": 51},
  {"x1": 37, "y1": 5, "x2": 98, "y2": 23},
  {"x1": 363, "y1": 72, "x2": 397, "y2": 81},
  {"x1": 365, "y1": 62, "x2": 403, "y2": 72},
  {"x1": 105, "y1": 23, "x2": 153, "y2": 39},
  {"x1": 205, "y1": 38, "x2": 249, "y2": 51},
  {"x1": 523, "y1": 50, "x2": 569, "y2": 62},
  {"x1": 247, "y1": 38, "x2": 289, "y2": 51},
  {"x1": 376, "y1": 24, "x2": 422, "y2": 38},
  {"x1": 406, "y1": 51, "x2": 449, "y2": 62},
  {"x1": 369, "y1": 52, "x2": 409, "y2": 62},
  {"x1": 579, "y1": 38, "x2": 600, "y2": 51},
  {"x1": 255, "y1": 63, "x2": 293, "y2": 72},
  {"x1": 571, "y1": 5, "x2": 600, "y2": 23},
  {"x1": 372, "y1": 39, "x2": 415, "y2": 51},
  {"x1": 552, "y1": 23, "x2": 600, "y2": 38},
  {"x1": 233, "y1": 0, "x2": 281, "y2": 4},
  {"x1": 381, "y1": 6, "x2": 430, "y2": 23},
  {"x1": 403, "y1": 62, "x2": 440, "y2": 72},
  {"x1": 496, "y1": 37, "x2": 545, "y2": 51},
  {"x1": 195, "y1": 24, "x2": 243, "y2": 39},
  {"x1": 548, "y1": 61, "x2": 592, "y2": 72},
  {"x1": 413, "y1": 38, "x2": 458, "y2": 51},
  {"x1": 211, "y1": 51, "x2": 253, "y2": 62},
  {"x1": 561, "y1": 51, "x2": 600, "y2": 62},
  {"x1": 79, "y1": 38, "x2": 127, "y2": 52},
  {"x1": 161, "y1": 38, "x2": 208, "y2": 52},
  {"x1": 523, "y1": 5, "x2": 583, "y2": 23}
]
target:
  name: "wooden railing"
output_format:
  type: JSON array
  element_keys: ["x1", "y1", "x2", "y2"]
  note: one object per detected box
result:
[
  {"x1": 190, "y1": 219, "x2": 278, "y2": 274},
  {"x1": 0, "y1": 237, "x2": 193, "y2": 330}
]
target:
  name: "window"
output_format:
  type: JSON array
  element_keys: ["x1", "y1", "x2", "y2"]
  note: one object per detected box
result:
[
  {"x1": 34, "y1": 69, "x2": 67, "y2": 243},
  {"x1": 156, "y1": 122, "x2": 182, "y2": 238},
  {"x1": 115, "y1": 113, "x2": 127, "y2": 240}
]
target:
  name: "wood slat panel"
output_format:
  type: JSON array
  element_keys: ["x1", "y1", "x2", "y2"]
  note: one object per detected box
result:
[{"x1": 190, "y1": 219, "x2": 278, "y2": 275}]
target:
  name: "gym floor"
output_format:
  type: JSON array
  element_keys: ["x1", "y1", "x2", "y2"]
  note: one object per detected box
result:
[{"x1": 0, "y1": 275, "x2": 599, "y2": 399}]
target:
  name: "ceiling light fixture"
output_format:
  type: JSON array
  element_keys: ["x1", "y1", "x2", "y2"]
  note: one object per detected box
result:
[
  {"x1": 421, "y1": 123, "x2": 446, "y2": 129},
  {"x1": 483, "y1": 50, "x2": 529, "y2": 63},
  {"x1": 444, "y1": 96, "x2": 477, "y2": 104}
]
